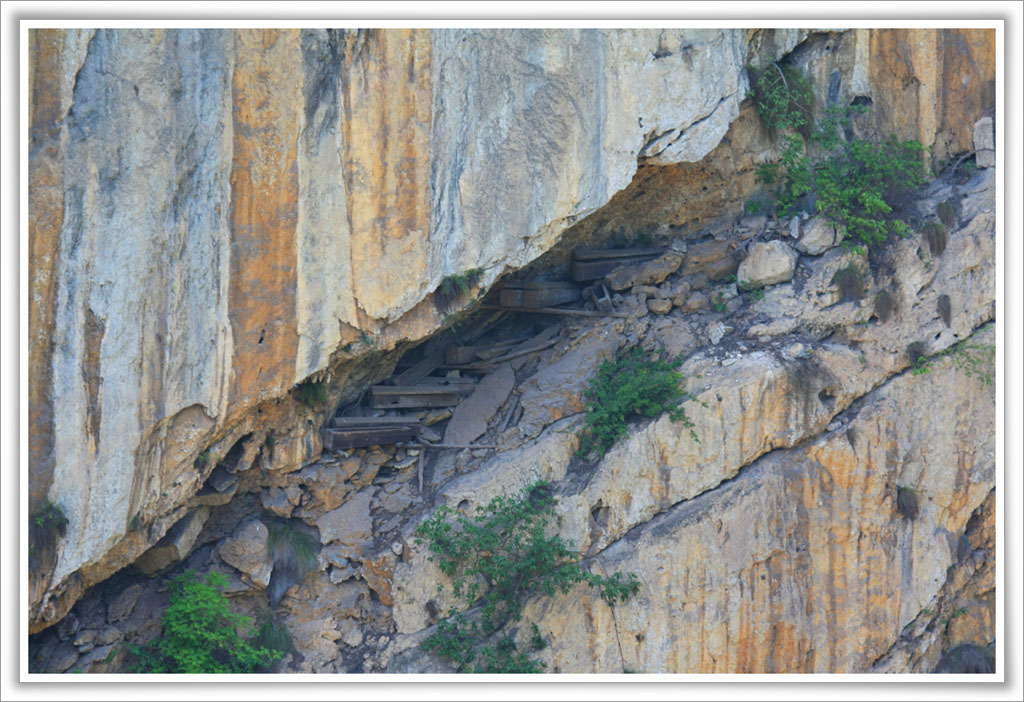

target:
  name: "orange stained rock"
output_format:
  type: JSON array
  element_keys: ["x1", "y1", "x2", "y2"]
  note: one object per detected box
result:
[
  {"x1": 228, "y1": 29, "x2": 302, "y2": 412},
  {"x1": 340, "y1": 29, "x2": 433, "y2": 320},
  {"x1": 28, "y1": 28, "x2": 65, "y2": 510}
]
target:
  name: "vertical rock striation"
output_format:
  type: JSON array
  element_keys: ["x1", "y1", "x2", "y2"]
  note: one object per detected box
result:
[{"x1": 27, "y1": 28, "x2": 996, "y2": 640}]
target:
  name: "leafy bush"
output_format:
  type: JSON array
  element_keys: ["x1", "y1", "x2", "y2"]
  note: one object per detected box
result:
[
  {"x1": 939, "y1": 333, "x2": 995, "y2": 387},
  {"x1": 812, "y1": 134, "x2": 926, "y2": 249},
  {"x1": 29, "y1": 499, "x2": 68, "y2": 563},
  {"x1": 31, "y1": 499, "x2": 68, "y2": 534},
  {"x1": 746, "y1": 61, "x2": 815, "y2": 137},
  {"x1": 750, "y1": 63, "x2": 928, "y2": 251},
  {"x1": 414, "y1": 481, "x2": 640, "y2": 673},
  {"x1": 907, "y1": 341, "x2": 930, "y2": 376},
  {"x1": 129, "y1": 570, "x2": 282, "y2": 673},
  {"x1": 577, "y1": 347, "x2": 702, "y2": 459},
  {"x1": 748, "y1": 286, "x2": 766, "y2": 302}
]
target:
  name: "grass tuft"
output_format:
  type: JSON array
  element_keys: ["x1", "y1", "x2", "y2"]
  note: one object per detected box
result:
[
  {"x1": 434, "y1": 268, "x2": 484, "y2": 312},
  {"x1": 922, "y1": 221, "x2": 948, "y2": 257},
  {"x1": 937, "y1": 294, "x2": 952, "y2": 327},
  {"x1": 873, "y1": 288, "x2": 897, "y2": 323},
  {"x1": 933, "y1": 643, "x2": 994, "y2": 674},
  {"x1": 832, "y1": 264, "x2": 867, "y2": 303},
  {"x1": 936, "y1": 200, "x2": 957, "y2": 228},
  {"x1": 266, "y1": 520, "x2": 321, "y2": 606},
  {"x1": 896, "y1": 486, "x2": 920, "y2": 520},
  {"x1": 294, "y1": 381, "x2": 328, "y2": 408}
]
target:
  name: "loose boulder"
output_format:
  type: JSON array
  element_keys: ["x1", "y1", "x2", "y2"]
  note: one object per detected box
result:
[
  {"x1": 737, "y1": 240, "x2": 798, "y2": 288},
  {"x1": 218, "y1": 519, "x2": 272, "y2": 588},
  {"x1": 795, "y1": 217, "x2": 841, "y2": 256},
  {"x1": 973, "y1": 116, "x2": 994, "y2": 168},
  {"x1": 606, "y1": 252, "x2": 684, "y2": 291}
]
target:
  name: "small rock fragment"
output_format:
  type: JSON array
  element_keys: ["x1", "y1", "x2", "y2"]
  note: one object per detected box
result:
[
  {"x1": 647, "y1": 298, "x2": 672, "y2": 315},
  {"x1": 708, "y1": 321, "x2": 727, "y2": 345},
  {"x1": 796, "y1": 217, "x2": 840, "y2": 256}
]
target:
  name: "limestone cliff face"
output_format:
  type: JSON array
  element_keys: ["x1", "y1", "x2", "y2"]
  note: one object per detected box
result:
[
  {"x1": 382, "y1": 171, "x2": 995, "y2": 672},
  {"x1": 27, "y1": 25, "x2": 995, "y2": 648}
]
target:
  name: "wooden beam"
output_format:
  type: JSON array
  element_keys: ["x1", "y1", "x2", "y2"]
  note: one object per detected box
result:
[
  {"x1": 391, "y1": 349, "x2": 446, "y2": 386},
  {"x1": 330, "y1": 416, "x2": 422, "y2": 429},
  {"x1": 481, "y1": 304, "x2": 629, "y2": 318},
  {"x1": 571, "y1": 246, "x2": 664, "y2": 261},
  {"x1": 324, "y1": 425, "x2": 422, "y2": 451},
  {"x1": 369, "y1": 384, "x2": 473, "y2": 409}
]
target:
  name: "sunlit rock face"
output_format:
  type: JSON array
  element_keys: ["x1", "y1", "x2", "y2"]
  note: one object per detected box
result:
[{"x1": 27, "y1": 26, "x2": 995, "y2": 649}]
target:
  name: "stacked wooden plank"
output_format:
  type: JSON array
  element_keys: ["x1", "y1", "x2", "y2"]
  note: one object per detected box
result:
[
  {"x1": 324, "y1": 416, "x2": 423, "y2": 452},
  {"x1": 570, "y1": 246, "x2": 665, "y2": 282},
  {"x1": 440, "y1": 325, "x2": 561, "y2": 371},
  {"x1": 498, "y1": 281, "x2": 580, "y2": 309},
  {"x1": 368, "y1": 379, "x2": 476, "y2": 409}
]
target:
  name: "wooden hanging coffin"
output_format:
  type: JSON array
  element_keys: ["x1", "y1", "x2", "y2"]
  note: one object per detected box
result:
[
  {"x1": 498, "y1": 281, "x2": 581, "y2": 309},
  {"x1": 368, "y1": 381, "x2": 476, "y2": 409},
  {"x1": 569, "y1": 246, "x2": 665, "y2": 281},
  {"x1": 324, "y1": 416, "x2": 423, "y2": 451}
]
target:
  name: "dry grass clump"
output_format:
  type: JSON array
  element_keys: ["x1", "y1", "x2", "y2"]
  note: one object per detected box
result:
[{"x1": 922, "y1": 220, "x2": 948, "y2": 257}]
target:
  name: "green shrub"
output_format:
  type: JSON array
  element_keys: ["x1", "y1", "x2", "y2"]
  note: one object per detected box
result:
[
  {"x1": 294, "y1": 381, "x2": 328, "y2": 408},
  {"x1": 939, "y1": 333, "x2": 995, "y2": 387},
  {"x1": 907, "y1": 341, "x2": 930, "y2": 376},
  {"x1": 29, "y1": 499, "x2": 68, "y2": 562},
  {"x1": 129, "y1": 570, "x2": 282, "y2": 673},
  {"x1": 577, "y1": 347, "x2": 702, "y2": 460},
  {"x1": 746, "y1": 61, "x2": 815, "y2": 137},
  {"x1": 193, "y1": 450, "x2": 211, "y2": 470},
  {"x1": 713, "y1": 291, "x2": 728, "y2": 313},
  {"x1": 31, "y1": 499, "x2": 68, "y2": 534},
  {"x1": 415, "y1": 482, "x2": 640, "y2": 673},
  {"x1": 750, "y1": 63, "x2": 928, "y2": 251},
  {"x1": 434, "y1": 268, "x2": 485, "y2": 311},
  {"x1": 812, "y1": 134, "x2": 926, "y2": 249}
]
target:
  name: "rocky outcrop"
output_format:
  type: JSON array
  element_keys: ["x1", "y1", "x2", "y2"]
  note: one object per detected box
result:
[
  {"x1": 28, "y1": 155, "x2": 996, "y2": 673},
  {"x1": 27, "y1": 26, "x2": 996, "y2": 652},
  {"x1": 378, "y1": 166, "x2": 995, "y2": 672},
  {"x1": 28, "y1": 27, "x2": 764, "y2": 629},
  {"x1": 529, "y1": 335, "x2": 994, "y2": 673}
]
